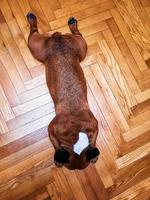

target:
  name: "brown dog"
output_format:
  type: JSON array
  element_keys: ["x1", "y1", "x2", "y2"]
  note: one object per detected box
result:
[{"x1": 27, "y1": 13, "x2": 100, "y2": 169}]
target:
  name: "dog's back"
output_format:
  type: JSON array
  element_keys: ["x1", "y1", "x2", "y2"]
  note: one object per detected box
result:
[{"x1": 45, "y1": 33, "x2": 89, "y2": 114}]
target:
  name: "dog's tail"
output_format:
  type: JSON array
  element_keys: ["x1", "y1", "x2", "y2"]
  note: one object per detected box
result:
[{"x1": 52, "y1": 32, "x2": 63, "y2": 40}]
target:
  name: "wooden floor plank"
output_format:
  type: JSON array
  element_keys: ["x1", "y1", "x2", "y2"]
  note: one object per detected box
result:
[
  {"x1": 18, "y1": 84, "x2": 48, "y2": 103},
  {"x1": 0, "y1": 85, "x2": 15, "y2": 121},
  {"x1": 52, "y1": 21, "x2": 108, "y2": 37},
  {"x1": 86, "y1": 69, "x2": 122, "y2": 157},
  {"x1": 38, "y1": 0, "x2": 55, "y2": 21},
  {"x1": 0, "y1": 22, "x2": 31, "y2": 82},
  {"x1": 24, "y1": 75, "x2": 45, "y2": 90},
  {"x1": 12, "y1": 93, "x2": 53, "y2": 117},
  {"x1": 123, "y1": 120, "x2": 150, "y2": 142},
  {"x1": 20, "y1": 187, "x2": 50, "y2": 200},
  {"x1": 114, "y1": 0, "x2": 150, "y2": 61},
  {"x1": 0, "y1": 61, "x2": 20, "y2": 107},
  {"x1": 140, "y1": 0, "x2": 150, "y2": 7},
  {"x1": 46, "y1": 180, "x2": 61, "y2": 200},
  {"x1": 128, "y1": 110, "x2": 150, "y2": 128},
  {"x1": 108, "y1": 154, "x2": 150, "y2": 198},
  {"x1": 29, "y1": 64, "x2": 45, "y2": 78},
  {"x1": 0, "y1": 155, "x2": 54, "y2": 200},
  {"x1": 116, "y1": 142, "x2": 150, "y2": 169},
  {"x1": 78, "y1": 10, "x2": 112, "y2": 30},
  {"x1": 27, "y1": 0, "x2": 51, "y2": 33},
  {"x1": 135, "y1": 89, "x2": 150, "y2": 103},
  {"x1": 106, "y1": 18, "x2": 144, "y2": 83},
  {"x1": 7, "y1": 0, "x2": 30, "y2": 41},
  {"x1": 110, "y1": 177, "x2": 150, "y2": 200},
  {"x1": 132, "y1": 99, "x2": 150, "y2": 116},
  {"x1": 54, "y1": 0, "x2": 102, "y2": 18},
  {"x1": 139, "y1": 78, "x2": 150, "y2": 91},
  {"x1": 76, "y1": 165, "x2": 109, "y2": 200},
  {"x1": 102, "y1": 28, "x2": 141, "y2": 96},
  {"x1": 6, "y1": 19, "x2": 37, "y2": 69},
  {"x1": 62, "y1": 168, "x2": 88, "y2": 200},
  {"x1": 0, "y1": 148, "x2": 53, "y2": 185},
  {"x1": 131, "y1": 0, "x2": 150, "y2": 36},
  {"x1": 50, "y1": 0, "x2": 115, "y2": 30},
  {"x1": 121, "y1": 131, "x2": 150, "y2": 155},
  {"x1": 0, "y1": 112, "x2": 55, "y2": 147},
  {"x1": 90, "y1": 63, "x2": 129, "y2": 132},
  {"x1": 111, "y1": 8, "x2": 148, "y2": 71},
  {"x1": 17, "y1": 0, "x2": 32, "y2": 16},
  {"x1": 0, "y1": 126, "x2": 48, "y2": 159},
  {"x1": 0, "y1": 137, "x2": 51, "y2": 172},
  {"x1": 95, "y1": 156, "x2": 114, "y2": 188},
  {"x1": 0, "y1": 40, "x2": 26, "y2": 94},
  {"x1": 7, "y1": 103, "x2": 54, "y2": 131},
  {"x1": 97, "y1": 45, "x2": 134, "y2": 118},
  {"x1": 87, "y1": 86, "x2": 118, "y2": 172},
  {"x1": 49, "y1": 168, "x2": 76, "y2": 200},
  {"x1": 1, "y1": 1, "x2": 36, "y2": 68},
  {"x1": 145, "y1": 6, "x2": 150, "y2": 19},
  {"x1": 0, "y1": 111, "x2": 9, "y2": 134}
]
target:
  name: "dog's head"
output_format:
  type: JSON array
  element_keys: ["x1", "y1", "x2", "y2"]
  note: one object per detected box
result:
[
  {"x1": 54, "y1": 146, "x2": 100, "y2": 169},
  {"x1": 49, "y1": 112, "x2": 99, "y2": 169}
]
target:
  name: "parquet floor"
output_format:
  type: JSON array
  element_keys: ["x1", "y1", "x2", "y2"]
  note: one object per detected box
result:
[{"x1": 0, "y1": 0, "x2": 150, "y2": 199}]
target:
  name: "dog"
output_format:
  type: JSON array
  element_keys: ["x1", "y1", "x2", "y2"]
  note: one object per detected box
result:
[{"x1": 27, "y1": 13, "x2": 100, "y2": 169}]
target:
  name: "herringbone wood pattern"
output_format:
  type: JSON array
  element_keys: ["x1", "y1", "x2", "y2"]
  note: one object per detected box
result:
[{"x1": 0, "y1": 0, "x2": 150, "y2": 199}]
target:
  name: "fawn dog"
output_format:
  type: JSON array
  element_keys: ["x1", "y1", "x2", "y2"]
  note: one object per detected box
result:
[{"x1": 27, "y1": 13, "x2": 100, "y2": 169}]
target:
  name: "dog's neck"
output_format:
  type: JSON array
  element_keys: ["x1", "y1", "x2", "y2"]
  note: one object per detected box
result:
[{"x1": 73, "y1": 132, "x2": 89, "y2": 155}]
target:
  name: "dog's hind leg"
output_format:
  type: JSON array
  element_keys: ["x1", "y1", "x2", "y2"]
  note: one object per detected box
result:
[
  {"x1": 68, "y1": 17, "x2": 82, "y2": 36},
  {"x1": 27, "y1": 13, "x2": 38, "y2": 35},
  {"x1": 27, "y1": 13, "x2": 50, "y2": 63},
  {"x1": 68, "y1": 17, "x2": 87, "y2": 61}
]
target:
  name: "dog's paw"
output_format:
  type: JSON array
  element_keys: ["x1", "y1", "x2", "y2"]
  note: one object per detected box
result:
[
  {"x1": 54, "y1": 161, "x2": 63, "y2": 167},
  {"x1": 68, "y1": 17, "x2": 77, "y2": 25},
  {"x1": 26, "y1": 12, "x2": 37, "y2": 23},
  {"x1": 85, "y1": 147, "x2": 100, "y2": 162}
]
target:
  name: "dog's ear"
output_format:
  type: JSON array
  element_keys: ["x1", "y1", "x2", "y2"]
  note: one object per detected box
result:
[
  {"x1": 85, "y1": 147, "x2": 100, "y2": 163},
  {"x1": 54, "y1": 149, "x2": 70, "y2": 167}
]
